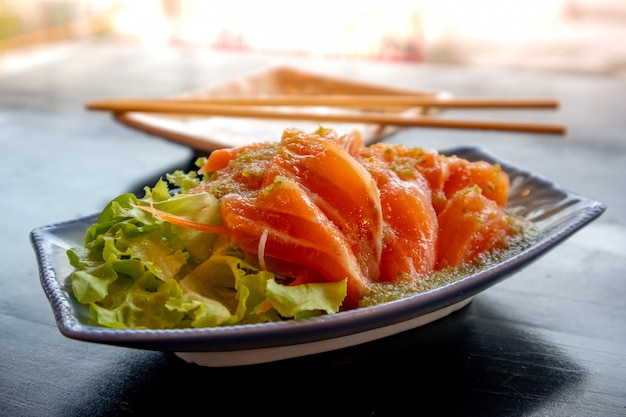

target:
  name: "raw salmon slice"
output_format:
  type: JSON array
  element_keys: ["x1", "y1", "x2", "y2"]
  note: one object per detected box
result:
[
  {"x1": 360, "y1": 157, "x2": 438, "y2": 282},
  {"x1": 194, "y1": 142, "x2": 278, "y2": 196},
  {"x1": 360, "y1": 143, "x2": 450, "y2": 213},
  {"x1": 220, "y1": 177, "x2": 368, "y2": 308},
  {"x1": 444, "y1": 156, "x2": 510, "y2": 207},
  {"x1": 198, "y1": 141, "x2": 275, "y2": 174},
  {"x1": 269, "y1": 127, "x2": 383, "y2": 281},
  {"x1": 436, "y1": 186, "x2": 511, "y2": 270}
]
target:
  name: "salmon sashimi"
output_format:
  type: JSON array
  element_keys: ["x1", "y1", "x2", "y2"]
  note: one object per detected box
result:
[
  {"x1": 443, "y1": 156, "x2": 510, "y2": 207},
  {"x1": 193, "y1": 142, "x2": 278, "y2": 196},
  {"x1": 198, "y1": 141, "x2": 275, "y2": 174},
  {"x1": 360, "y1": 157, "x2": 438, "y2": 282},
  {"x1": 269, "y1": 128, "x2": 383, "y2": 282},
  {"x1": 220, "y1": 178, "x2": 368, "y2": 308},
  {"x1": 436, "y1": 186, "x2": 511, "y2": 270},
  {"x1": 178, "y1": 128, "x2": 512, "y2": 309},
  {"x1": 332, "y1": 128, "x2": 366, "y2": 157},
  {"x1": 360, "y1": 143, "x2": 450, "y2": 213}
]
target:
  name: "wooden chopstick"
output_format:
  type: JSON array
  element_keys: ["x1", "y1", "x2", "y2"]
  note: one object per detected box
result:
[
  {"x1": 88, "y1": 96, "x2": 560, "y2": 110},
  {"x1": 86, "y1": 99, "x2": 566, "y2": 135}
]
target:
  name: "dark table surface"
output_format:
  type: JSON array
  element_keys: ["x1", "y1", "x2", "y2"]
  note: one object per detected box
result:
[{"x1": 2, "y1": 38, "x2": 625, "y2": 417}]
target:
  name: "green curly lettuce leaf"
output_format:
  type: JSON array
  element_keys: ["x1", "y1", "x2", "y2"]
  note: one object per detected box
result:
[{"x1": 67, "y1": 175, "x2": 347, "y2": 329}]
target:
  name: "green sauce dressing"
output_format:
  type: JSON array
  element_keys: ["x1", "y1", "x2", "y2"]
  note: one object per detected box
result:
[{"x1": 358, "y1": 215, "x2": 539, "y2": 308}]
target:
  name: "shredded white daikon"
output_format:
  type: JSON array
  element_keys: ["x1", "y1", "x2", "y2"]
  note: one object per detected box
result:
[{"x1": 258, "y1": 228, "x2": 269, "y2": 270}]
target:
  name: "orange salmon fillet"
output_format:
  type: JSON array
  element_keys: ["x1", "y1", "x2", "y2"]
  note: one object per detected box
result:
[
  {"x1": 358, "y1": 152, "x2": 438, "y2": 282},
  {"x1": 436, "y1": 186, "x2": 511, "y2": 269}
]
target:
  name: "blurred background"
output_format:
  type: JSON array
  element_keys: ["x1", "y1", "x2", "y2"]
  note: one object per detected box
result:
[{"x1": 1, "y1": 0, "x2": 626, "y2": 78}]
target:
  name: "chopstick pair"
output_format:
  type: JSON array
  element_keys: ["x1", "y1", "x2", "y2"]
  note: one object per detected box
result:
[{"x1": 86, "y1": 95, "x2": 567, "y2": 135}]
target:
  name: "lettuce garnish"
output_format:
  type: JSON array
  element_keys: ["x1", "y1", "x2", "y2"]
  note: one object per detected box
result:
[{"x1": 67, "y1": 172, "x2": 347, "y2": 329}]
